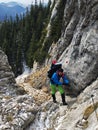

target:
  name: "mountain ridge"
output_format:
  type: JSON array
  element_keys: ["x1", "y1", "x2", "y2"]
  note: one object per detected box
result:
[{"x1": 0, "y1": 1, "x2": 26, "y2": 21}]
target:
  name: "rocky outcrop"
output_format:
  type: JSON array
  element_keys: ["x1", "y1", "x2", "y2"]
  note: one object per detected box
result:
[
  {"x1": 0, "y1": 49, "x2": 39, "y2": 129},
  {"x1": 0, "y1": 94, "x2": 38, "y2": 130},
  {"x1": 60, "y1": 22, "x2": 98, "y2": 94},
  {"x1": 0, "y1": 49, "x2": 26, "y2": 96},
  {"x1": 0, "y1": 49, "x2": 17, "y2": 95},
  {"x1": 47, "y1": 0, "x2": 98, "y2": 95}
]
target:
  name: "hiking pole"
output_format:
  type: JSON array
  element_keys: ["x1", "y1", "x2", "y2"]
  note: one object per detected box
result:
[{"x1": 91, "y1": 95, "x2": 98, "y2": 122}]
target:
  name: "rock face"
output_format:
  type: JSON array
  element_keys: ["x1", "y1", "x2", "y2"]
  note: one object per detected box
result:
[
  {"x1": 47, "y1": 0, "x2": 98, "y2": 94},
  {"x1": 61, "y1": 22, "x2": 98, "y2": 94},
  {"x1": 0, "y1": 49, "x2": 39, "y2": 130},
  {"x1": 0, "y1": 49, "x2": 16, "y2": 95}
]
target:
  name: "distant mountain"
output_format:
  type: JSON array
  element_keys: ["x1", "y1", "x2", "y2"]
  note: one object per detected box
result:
[{"x1": 0, "y1": 2, "x2": 26, "y2": 21}]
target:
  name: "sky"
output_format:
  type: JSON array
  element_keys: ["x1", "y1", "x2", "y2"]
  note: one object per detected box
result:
[{"x1": 0, "y1": 0, "x2": 49, "y2": 6}]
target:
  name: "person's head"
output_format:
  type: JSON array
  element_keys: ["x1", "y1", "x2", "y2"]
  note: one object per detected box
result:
[{"x1": 57, "y1": 68, "x2": 64, "y2": 77}]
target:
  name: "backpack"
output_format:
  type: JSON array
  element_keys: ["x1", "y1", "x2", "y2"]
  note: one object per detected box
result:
[{"x1": 47, "y1": 63, "x2": 62, "y2": 79}]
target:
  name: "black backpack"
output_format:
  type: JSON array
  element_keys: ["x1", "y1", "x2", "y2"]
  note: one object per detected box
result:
[{"x1": 47, "y1": 64, "x2": 62, "y2": 79}]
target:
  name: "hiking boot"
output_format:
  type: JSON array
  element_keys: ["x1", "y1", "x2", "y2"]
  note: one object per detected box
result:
[
  {"x1": 52, "y1": 94, "x2": 57, "y2": 103},
  {"x1": 53, "y1": 100, "x2": 57, "y2": 103},
  {"x1": 61, "y1": 93, "x2": 68, "y2": 105},
  {"x1": 63, "y1": 102, "x2": 68, "y2": 105}
]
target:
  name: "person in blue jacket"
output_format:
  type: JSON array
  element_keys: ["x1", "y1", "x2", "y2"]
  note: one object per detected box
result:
[{"x1": 50, "y1": 68, "x2": 69, "y2": 105}]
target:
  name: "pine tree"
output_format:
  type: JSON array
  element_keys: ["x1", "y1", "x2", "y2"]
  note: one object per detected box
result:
[{"x1": 0, "y1": 2, "x2": 51, "y2": 75}]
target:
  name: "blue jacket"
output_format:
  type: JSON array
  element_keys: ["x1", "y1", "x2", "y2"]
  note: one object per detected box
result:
[{"x1": 51, "y1": 72, "x2": 69, "y2": 85}]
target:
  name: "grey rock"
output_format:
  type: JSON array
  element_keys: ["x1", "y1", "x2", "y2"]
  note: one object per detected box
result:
[
  {"x1": 0, "y1": 49, "x2": 39, "y2": 129},
  {"x1": 25, "y1": 78, "x2": 98, "y2": 130},
  {"x1": 61, "y1": 14, "x2": 98, "y2": 94},
  {"x1": 0, "y1": 49, "x2": 17, "y2": 95},
  {"x1": 46, "y1": 0, "x2": 98, "y2": 95}
]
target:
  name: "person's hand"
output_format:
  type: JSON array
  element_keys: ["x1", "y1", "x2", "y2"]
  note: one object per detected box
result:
[{"x1": 63, "y1": 82, "x2": 70, "y2": 86}]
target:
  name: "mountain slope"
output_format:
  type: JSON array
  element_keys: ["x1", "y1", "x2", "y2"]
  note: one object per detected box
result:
[
  {"x1": 15, "y1": 64, "x2": 98, "y2": 130},
  {"x1": 0, "y1": 0, "x2": 98, "y2": 129}
]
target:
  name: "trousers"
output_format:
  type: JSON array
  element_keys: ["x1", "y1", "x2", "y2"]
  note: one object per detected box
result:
[{"x1": 50, "y1": 83, "x2": 64, "y2": 94}]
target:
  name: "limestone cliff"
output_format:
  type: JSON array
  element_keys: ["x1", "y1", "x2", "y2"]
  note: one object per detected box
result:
[{"x1": 46, "y1": 0, "x2": 98, "y2": 95}]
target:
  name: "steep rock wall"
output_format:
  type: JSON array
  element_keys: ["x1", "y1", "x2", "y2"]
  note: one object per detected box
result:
[
  {"x1": 47, "y1": 0, "x2": 98, "y2": 95},
  {"x1": 0, "y1": 49, "x2": 17, "y2": 95}
]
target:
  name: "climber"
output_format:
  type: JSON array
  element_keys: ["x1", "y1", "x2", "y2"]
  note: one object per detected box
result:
[{"x1": 50, "y1": 68, "x2": 69, "y2": 105}]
